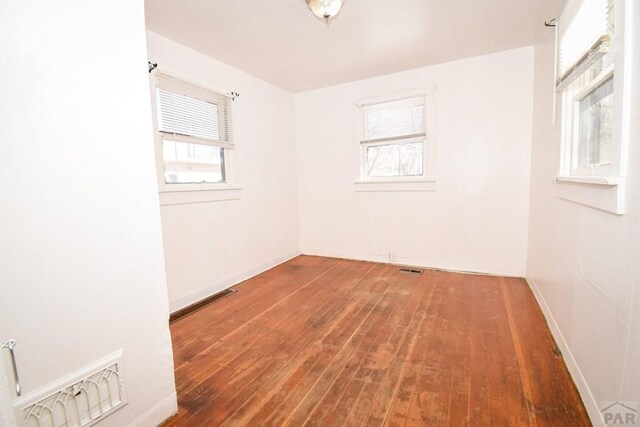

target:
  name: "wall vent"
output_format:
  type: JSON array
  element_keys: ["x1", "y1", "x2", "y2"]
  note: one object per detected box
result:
[
  {"x1": 16, "y1": 351, "x2": 127, "y2": 427},
  {"x1": 170, "y1": 288, "x2": 237, "y2": 323},
  {"x1": 399, "y1": 267, "x2": 423, "y2": 275}
]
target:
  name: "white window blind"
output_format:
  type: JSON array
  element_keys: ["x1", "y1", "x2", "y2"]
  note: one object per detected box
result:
[
  {"x1": 557, "y1": 0, "x2": 613, "y2": 87},
  {"x1": 360, "y1": 96, "x2": 426, "y2": 144},
  {"x1": 156, "y1": 73, "x2": 233, "y2": 148}
]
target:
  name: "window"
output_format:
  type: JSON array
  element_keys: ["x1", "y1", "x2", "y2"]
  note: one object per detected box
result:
[
  {"x1": 574, "y1": 65, "x2": 614, "y2": 170},
  {"x1": 558, "y1": 0, "x2": 616, "y2": 177},
  {"x1": 154, "y1": 73, "x2": 234, "y2": 187},
  {"x1": 555, "y1": 0, "x2": 629, "y2": 214},
  {"x1": 366, "y1": 141, "x2": 423, "y2": 177},
  {"x1": 356, "y1": 92, "x2": 436, "y2": 189}
]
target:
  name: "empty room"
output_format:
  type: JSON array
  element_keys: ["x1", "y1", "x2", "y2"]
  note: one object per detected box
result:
[{"x1": 1, "y1": 0, "x2": 639, "y2": 426}]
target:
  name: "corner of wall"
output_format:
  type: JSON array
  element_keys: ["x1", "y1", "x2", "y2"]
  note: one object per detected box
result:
[
  {"x1": 169, "y1": 250, "x2": 301, "y2": 313},
  {"x1": 127, "y1": 392, "x2": 177, "y2": 427},
  {"x1": 525, "y1": 277, "x2": 602, "y2": 425}
]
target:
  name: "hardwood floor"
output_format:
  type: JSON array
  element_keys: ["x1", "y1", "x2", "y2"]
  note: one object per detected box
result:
[{"x1": 163, "y1": 256, "x2": 590, "y2": 426}]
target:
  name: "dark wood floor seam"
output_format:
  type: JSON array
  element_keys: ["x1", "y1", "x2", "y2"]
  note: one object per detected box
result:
[{"x1": 500, "y1": 277, "x2": 538, "y2": 426}]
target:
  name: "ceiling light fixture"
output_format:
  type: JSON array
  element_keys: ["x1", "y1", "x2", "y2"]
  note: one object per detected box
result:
[{"x1": 305, "y1": 0, "x2": 345, "y2": 27}]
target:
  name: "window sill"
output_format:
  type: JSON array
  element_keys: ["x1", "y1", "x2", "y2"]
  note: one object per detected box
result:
[
  {"x1": 354, "y1": 179, "x2": 436, "y2": 192},
  {"x1": 158, "y1": 186, "x2": 241, "y2": 206},
  {"x1": 554, "y1": 176, "x2": 624, "y2": 215},
  {"x1": 555, "y1": 176, "x2": 621, "y2": 186}
]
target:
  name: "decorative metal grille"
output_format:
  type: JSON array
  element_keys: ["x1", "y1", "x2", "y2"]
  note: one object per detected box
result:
[{"x1": 19, "y1": 354, "x2": 126, "y2": 427}]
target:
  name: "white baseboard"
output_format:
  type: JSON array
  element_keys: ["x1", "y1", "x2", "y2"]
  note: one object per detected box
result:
[
  {"x1": 127, "y1": 392, "x2": 177, "y2": 427},
  {"x1": 526, "y1": 277, "x2": 603, "y2": 426},
  {"x1": 300, "y1": 250, "x2": 525, "y2": 278},
  {"x1": 169, "y1": 250, "x2": 301, "y2": 313}
]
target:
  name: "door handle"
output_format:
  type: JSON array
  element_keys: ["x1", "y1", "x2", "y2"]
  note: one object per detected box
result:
[{"x1": 2, "y1": 339, "x2": 21, "y2": 397}]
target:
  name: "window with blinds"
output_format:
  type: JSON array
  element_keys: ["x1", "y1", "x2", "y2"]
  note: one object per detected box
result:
[
  {"x1": 155, "y1": 73, "x2": 234, "y2": 185},
  {"x1": 358, "y1": 95, "x2": 427, "y2": 179},
  {"x1": 557, "y1": 0, "x2": 614, "y2": 88},
  {"x1": 558, "y1": 0, "x2": 616, "y2": 177}
]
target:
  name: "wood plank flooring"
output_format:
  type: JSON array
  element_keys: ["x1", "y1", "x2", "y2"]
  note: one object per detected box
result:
[{"x1": 163, "y1": 256, "x2": 590, "y2": 426}]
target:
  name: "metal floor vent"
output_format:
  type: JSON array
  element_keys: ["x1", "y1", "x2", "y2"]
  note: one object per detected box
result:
[
  {"x1": 19, "y1": 351, "x2": 127, "y2": 427},
  {"x1": 170, "y1": 288, "x2": 238, "y2": 323},
  {"x1": 399, "y1": 267, "x2": 423, "y2": 275}
]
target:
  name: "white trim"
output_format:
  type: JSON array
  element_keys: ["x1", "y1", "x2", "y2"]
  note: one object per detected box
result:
[
  {"x1": 154, "y1": 137, "x2": 237, "y2": 195},
  {"x1": 127, "y1": 392, "x2": 177, "y2": 427},
  {"x1": 360, "y1": 133, "x2": 426, "y2": 145},
  {"x1": 159, "y1": 184, "x2": 241, "y2": 193},
  {"x1": 160, "y1": 132, "x2": 235, "y2": 149},
  {"x1": 354, "y1": 87, "x2": 437, "y2": 189},
  {"x1": 573, "y1": 65, "x2": 614, "y2": 101},
  {"x1": 354, "y1": 179, "x2": 436, "y2": 192},
  {"x1": 355, "y1": 87, "x2": 437, "y2": 107},
  {"x1": 159, "y1": 187, "x2": 242, "y2": 206},
  {"x1": 555, "y1": 176, "x2": 625, "y2": 214},
  {"x1": 169, "y1": 251, "x2": 301, "y2": 313},
  {"x1": 556, "y1": 0, "x2": 629, "y2": 215},
  {"x1": 561, "y1": 66, "x2": 616, "y2": 178},
  {"x1": 149, "y1": 72, "x2": 239, "y2": 198},
  {"x1": 555, "y1": 175, "x2": 622, "y2": 185},
  {"x1": 299, "y1": 251, "x2": 525, "y2": 278},
  {"x1": 525, "y1": 277, "x2": 603, "y2": 426},
  {"x1": 568, "y1": 68, "x2": 615, "y2": 177}
]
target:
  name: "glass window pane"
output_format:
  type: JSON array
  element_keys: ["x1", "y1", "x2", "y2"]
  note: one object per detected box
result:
[
  {"x1": 576, "y1": 75, "x2": 613, "y2": 168},
  {"x1": 366, "y1": 103, "x2": 425, "y2": 141},
  {"x1": 366, "y1": 141, "x2": 423, "y2": 177},
  {"x1": 162, "y1": 140, "x2": 225, "y2": 184}
]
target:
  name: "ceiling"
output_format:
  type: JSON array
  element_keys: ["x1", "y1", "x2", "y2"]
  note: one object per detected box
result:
[{"x1": 145, "y1": 0, "x2": 561, "y2": 93}]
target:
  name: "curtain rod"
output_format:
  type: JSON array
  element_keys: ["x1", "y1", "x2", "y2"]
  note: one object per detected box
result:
[{"x1": 148, "y1": 61, "x2": 240, "y2": 101}]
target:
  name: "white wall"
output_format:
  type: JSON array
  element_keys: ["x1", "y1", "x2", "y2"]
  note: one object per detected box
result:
[
  {"x1": 526, "y1": 1, "x2": 640, "y2": 423},
  {"x1": 146, "y1": 32, "x2": 300, "y2": 312},
  {"x1": 622, "y1": 0, "x2": 640, "y2": 407},
  {"x1": 0, "y1": 2, "x2": 176, "y2": 426},
  {"x1": 294, "y1": 47, "x2": 534, "y2": 276},
  {"x1": 0, "y1": 361, "x2": 14, "y2": 426}
]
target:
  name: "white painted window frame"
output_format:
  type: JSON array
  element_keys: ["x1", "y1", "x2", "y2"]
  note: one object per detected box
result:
[
  {"x1": 560, "y1": 66, "x2": 616, "y2": 178},
  {"x1": 353, "y1": 88, "x2": 437, "y2": 192},
  {"x1": 149, "y1": 70, "x2": 241, "y2": 205},
  {"x1": 555, "y1": 0, "x2": 632, "y2": 215},
  {"x1": 571, "y1": 69, "x2": 615, "y2": 176}
]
